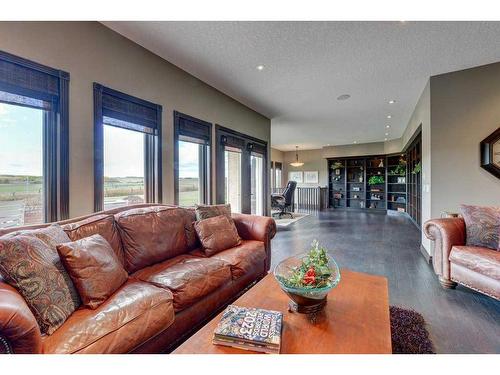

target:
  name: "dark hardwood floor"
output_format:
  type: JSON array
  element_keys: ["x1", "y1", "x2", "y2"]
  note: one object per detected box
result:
[{"x1": 271, "y1": 209, "x2": 500, "y2": 354}]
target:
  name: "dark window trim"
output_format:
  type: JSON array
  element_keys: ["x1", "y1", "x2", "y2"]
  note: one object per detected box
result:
[
  {"x1": 173, "y1": 111, "x2": 213, "y2": 205},
  {"x1": 215, "y1": 125, "x2": 268, "y2": 215},
  {"x1": 93, "y1": 83, "x2": 162, "y2": 212},
  {"x1": 0, "y1": 50, "x2": 70, "y2": 222}
]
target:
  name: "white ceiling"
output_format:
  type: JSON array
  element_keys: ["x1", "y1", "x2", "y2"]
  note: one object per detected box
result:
[{"x1": 103, "y1": 21, "x2": 500, "y2": 151}]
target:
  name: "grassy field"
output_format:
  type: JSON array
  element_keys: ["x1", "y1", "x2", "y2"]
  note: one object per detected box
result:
[{"x1": 0, "y1": 175, "x2": 201, "y2": 205}]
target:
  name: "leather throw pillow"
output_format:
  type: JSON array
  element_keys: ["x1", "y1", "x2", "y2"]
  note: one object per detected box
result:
[
  {"x1": 460, "y1": 204, "x2": 500, "y2": 251},
  {"x1": 194, "y1": 215, "x2": 241, "y2": 256},
  {"x1": 57, "y1": 234, "x2": 128, "y2": 309},
  {"x1": 0, "y1": 225, "x2": 81, "y2": 335},
  {"x1": 194, "y1": 204, "x2": 232, "y2": 221}
]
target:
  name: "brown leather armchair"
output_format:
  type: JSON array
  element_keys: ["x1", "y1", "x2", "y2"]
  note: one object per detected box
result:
[
  {"x1": 0, "y1": 204, "x2": 277, "y2": 354},
  {"x1": 424, "y1": 217, "x2": 500, "y2": 300}
]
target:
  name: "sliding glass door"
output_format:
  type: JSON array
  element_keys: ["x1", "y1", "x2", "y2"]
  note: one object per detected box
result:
[
  {"x1": 224, "y1": 146, "x2": 243, "y2": 213},
  {"x1": 251, "y1": 153, "x2": 264, "y2": 215},
  {"x1": 216, "y1": 126, "x2": 268, "y2": 215}
]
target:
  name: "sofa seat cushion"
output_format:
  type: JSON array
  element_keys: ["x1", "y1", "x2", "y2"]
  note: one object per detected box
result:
[
  {"x1": 132, "y1": 255, "x2": 232, "y2": 312},
  {"x1": 207, "y1": 240, "x2": 266, "y2": 279},
  {"x1": 450, "y1": 246, "x2": 500, "y2": 281},
  {"x1": 42, "y1": 280, "x2": 174, "y2": 354}
]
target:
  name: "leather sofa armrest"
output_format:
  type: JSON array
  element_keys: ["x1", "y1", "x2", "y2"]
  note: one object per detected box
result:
[
  {"x1": 232, "y1": 213, "x2": 277, "y2": 272},
  {"x1": 0, "y1": 281, "x2": 42, "y2": 354},
  {"x1": 423, "y1": 218, "x2": 466, "y2": 284}
]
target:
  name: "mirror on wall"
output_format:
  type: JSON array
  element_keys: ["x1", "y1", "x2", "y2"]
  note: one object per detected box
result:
[{"x1": 480, "y1": 127, "x2": 500, "y2": 179}]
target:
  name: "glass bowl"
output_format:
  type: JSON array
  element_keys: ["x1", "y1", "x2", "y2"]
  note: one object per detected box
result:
[{"x1": 273, "y1": 252, "x2": 341, "y2": 314}]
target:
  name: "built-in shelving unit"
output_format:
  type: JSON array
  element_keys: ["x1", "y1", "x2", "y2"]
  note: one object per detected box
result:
[
  {"x1": 327, "y1": 132, "x2": 422, "y2": 226},
  {"x1": 406, "y1": 136, "x2": 422, "y2": 227},
  {"x1": 386, "y1": 154, "x2": 407, "y2": 214}
]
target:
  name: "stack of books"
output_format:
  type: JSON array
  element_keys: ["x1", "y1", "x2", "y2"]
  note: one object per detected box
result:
[{"x1": 213, "y1": 305, "x2": 283, "y2": 354}]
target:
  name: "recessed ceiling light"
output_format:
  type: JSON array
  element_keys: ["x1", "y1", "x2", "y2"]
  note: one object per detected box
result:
[
  {"x1": 256, "y1": 65, "x2": 265, "y2": 71},
  {"x1": 386, "y1": 125, "x2": 391, "y2": 129},
  {"x1": 387, "y1": 115, "x2": 392, "y2": 119},
  {"x1": 327, "y1": 144, "x2": 331, "y2": 146},
  {"x1": 337, "y1": 94, "x2": 351, "y2": 101},
  {"x1": 385, "y1": 133, "x2": 389, "y2": 136},
  {"x1": 389, "y1": 100, "x2": 396, "y2": 104},
  {"x1": 353, "y1": 141, "x2": 357, "y2": 144},
  {"x1": 384, "y1": 138, "x2": 388, "y2": 141}
]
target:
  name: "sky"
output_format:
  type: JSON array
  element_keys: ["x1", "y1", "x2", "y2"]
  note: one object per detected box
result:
[
  {"x1": 0, "y1": 101, "x2": 201, "y2": 178},
  {"x1": 0, "y1": 102, "x2": 43, "y2": 176}
]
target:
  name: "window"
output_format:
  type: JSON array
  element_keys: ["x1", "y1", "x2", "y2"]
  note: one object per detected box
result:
[
  {"x1": 274, "y1": 162, "x2": 283, "y2": 189},
  {"x1": 0, "y1": 51, "x2": 69, "y2": 228},
  {"x1": 224, "y1": 146, "x2": 242, "y2": 213},
  {"x1": 94, "y1": 84, "x2": 162, "y2": 212},
  {"x1": 174, "y1": 112, "x2": 212, "y2": 206}
]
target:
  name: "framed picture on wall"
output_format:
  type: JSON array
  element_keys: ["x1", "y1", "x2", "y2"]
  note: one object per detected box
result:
[
  {"x1": 288, "y1": 171, "x2": 303, "y2": 183},
  {"x1": 304, "y1": 170, "x2": 319, "y2": 184}
]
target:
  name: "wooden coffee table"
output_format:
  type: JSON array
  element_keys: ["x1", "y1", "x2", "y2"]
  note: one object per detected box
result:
[{"x1": 173, "y1": 269, "x2": 391, "y2": 354}]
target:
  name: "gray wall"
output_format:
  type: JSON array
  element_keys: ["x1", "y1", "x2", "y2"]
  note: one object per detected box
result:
[
  {"x1": 430, "y1": 62, "x2": 500, "y2": 218},
  {"x1": 0, "y1": 22, "x2": 271, "y2": 218},
  {"x1": 282, "y1": 149, "x2": 328, "y2": 188}
]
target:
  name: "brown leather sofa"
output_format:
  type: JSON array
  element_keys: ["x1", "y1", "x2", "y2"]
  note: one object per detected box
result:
[
  {"x1": 0, "y1": 204, "x2": 276, "y2": 354},
  {"x1": 423, "y1": 217, "x2": 500, "y2": 300}
]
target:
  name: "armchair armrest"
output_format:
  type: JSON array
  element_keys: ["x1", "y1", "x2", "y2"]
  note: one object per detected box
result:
[
  {"x1": 0, "y1": 281, "x2": 42, "y2": 354},
  {"x1": 232, "y1": 213, "x2": 277, "y2": 272},
  {"x1": 423, "y1": 218, "x2": 466, "y2": 287}
]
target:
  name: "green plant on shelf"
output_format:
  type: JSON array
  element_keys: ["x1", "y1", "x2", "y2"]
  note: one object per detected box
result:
[
  {"x1": 388, "y1": 158, "x2": 407, "y2": 175},
  {"x1": 412, "y1": 162, "x2": 421, "y2": 175},
  {"x1": 368, "y1": 175, "x2": 385, "y2": 185}
]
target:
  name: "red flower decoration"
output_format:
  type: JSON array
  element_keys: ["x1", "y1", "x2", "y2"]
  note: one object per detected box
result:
[{"x1": 303, "y1": 266, "x2": 316, "y2": 285}]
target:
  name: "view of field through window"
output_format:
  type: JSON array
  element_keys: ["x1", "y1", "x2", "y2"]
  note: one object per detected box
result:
[
  {"x1": 103, "y1": 125, "x2": 145, "y2": 210},
  {"x1": 0, "y1": 102, "x2": 44, "y2": 228},
  {"x1": 178, "y1": 140, "x2": 202, "y2": 206}
]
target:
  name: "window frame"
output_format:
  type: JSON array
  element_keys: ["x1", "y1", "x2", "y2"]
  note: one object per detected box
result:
[
  {"x1": 0, "y1": 50, "x2": 70, "y2": 223},
  {"x1": 93, "y1": 83, "x2": 162, "y2": 212},
  {"x1": 173, "y1": 111, "x2": 212, "y2": 206}
]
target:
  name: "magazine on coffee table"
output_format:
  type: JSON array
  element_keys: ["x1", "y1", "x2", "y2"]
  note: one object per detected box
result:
[{"x1": 213, "y1": 305, "x2": 283, "y2": 354}]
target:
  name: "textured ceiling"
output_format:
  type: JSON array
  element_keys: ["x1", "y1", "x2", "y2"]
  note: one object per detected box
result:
[{"x1": 103, "y1": 21, "x2": 500, "y2": 151}]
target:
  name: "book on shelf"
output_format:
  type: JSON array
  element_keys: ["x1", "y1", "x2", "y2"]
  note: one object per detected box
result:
[{"x1": 212, "y1": 305, "x2": 283, "y2": 354}]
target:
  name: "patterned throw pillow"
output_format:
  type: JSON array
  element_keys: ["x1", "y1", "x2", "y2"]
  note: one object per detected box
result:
[
  {"x1": 0, "y1": 225, "x2": 81, "y2": 334},
  {"x1": 460, "y1": 205, "x2": 500, "y2": 251},
  {"x1": 194, "y1": 204, "x2": 232, "y2": 221}
]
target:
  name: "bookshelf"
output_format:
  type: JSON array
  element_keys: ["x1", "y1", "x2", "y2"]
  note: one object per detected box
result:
[{"x1": 327, "y1": 133, "x2": 422, "y2": 225}]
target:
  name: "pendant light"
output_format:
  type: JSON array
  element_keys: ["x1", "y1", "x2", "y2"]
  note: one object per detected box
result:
[{"x1": 290, "y1": 146, "x2": 304, "y2": 167}]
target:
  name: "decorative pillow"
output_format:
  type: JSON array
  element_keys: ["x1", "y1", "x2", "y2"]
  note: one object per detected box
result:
[
  {"x1": 194, "y1": 215, "x2": 241, "y2": 256},
  {"x1": 0, "y1": 232, "x2": 81, "y2": 335},
  {"x1": 57, "y1": 234, "x2": 128, "y2": 309},
  {"x1": 460, "y1": 204, "x2": 500, "y2": 250},
  {"x1": 194, "y1": 204, "x2": 232, "y2": 221}
]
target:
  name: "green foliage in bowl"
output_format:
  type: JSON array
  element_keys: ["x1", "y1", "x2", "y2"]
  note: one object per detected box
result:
[{"x1": 277, "y1": 240, "x2": 335, "y2": 289}]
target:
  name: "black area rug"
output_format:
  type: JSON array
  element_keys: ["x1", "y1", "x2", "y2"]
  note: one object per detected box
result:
[{"x1": 390, "y1": 306, "x2": 435, "y2": 354}]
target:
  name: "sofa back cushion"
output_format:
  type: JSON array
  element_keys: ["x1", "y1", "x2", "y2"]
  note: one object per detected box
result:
[
  {"x1": 460, "y1": 204, "x2": 500, "y2": 251},
  {"x1": 57, "y1": 234, "x2": 128, "y2": 309},
  {"x1": 115, "y1": 206, "x2": 190, "y2": 273},
  {"x1": 62, "y1": 214, "x2": 124, "y2": 265},
  {"x1": 0, "y1": 225, "x2": 81, "y2": 335}
]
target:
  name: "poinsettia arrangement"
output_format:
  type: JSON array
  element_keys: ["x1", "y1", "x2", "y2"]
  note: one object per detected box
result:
[{"x1": 280, "y1": 240, "x2": 334, "y2": 289}]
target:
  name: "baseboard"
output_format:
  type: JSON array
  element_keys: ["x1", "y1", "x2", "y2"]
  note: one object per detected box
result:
[{"x1": 420, "y1": 244, "x2": 432, "y2": 264}]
